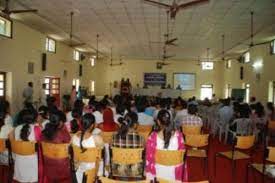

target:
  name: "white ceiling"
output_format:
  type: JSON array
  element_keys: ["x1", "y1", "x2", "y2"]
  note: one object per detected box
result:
[{"x1": 3, "y1": 0, "x2": 275, "y2": 60}]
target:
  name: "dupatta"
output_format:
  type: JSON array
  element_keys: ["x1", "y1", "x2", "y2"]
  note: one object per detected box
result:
[{"x1": 145, "y1": 131, "x2": 188, "y2": 181}]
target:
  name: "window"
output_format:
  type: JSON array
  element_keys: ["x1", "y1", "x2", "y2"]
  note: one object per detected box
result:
[
  {"x1": 271, "y1": 40, "x2": 275, "y2": 55},
  {"x1": 45, "y1": 37, "x2": 56, "y2": 53},
  {"x1": 90, "y1": 57, "x2": 96, "y2": 67},
  {"x1": 0, "y1": 15, "x2": 12, "y2": 38},
  {"x1": 90, "y1": 80, "x2": 95, "y2": 93},
  {"x1": 268, "y1": 81, "x2": 275, "y2": 104},
  {"x1": 244, "y1": 83, "x2": 250, "y2": 103},
  {"x1": 73, "y1": 79, "x2": 80, "y2": 91},
  {"x1": 73, "y1": 50, "x2": 80, "y2": 61},
  {"x1": 226, "y1": 60, "x2": 232, "y2": 69},
  {"x1": 244, "y1": 52, "x2": 250, "y2": 63},
  {"x1": 0, "y1": 72, "x2": 6, "y2": 99},
  {"x1": 225, "y1": 84, "x2": 231, "y2": 98},
  {"x1": 200, "y1": 84, "x2": 213, "y2": 100},
  {"x1": 201, "y1": 62, "x2": 214, "y2": 70}
]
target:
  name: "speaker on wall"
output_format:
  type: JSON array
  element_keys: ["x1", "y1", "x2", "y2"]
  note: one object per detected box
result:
[
  {"x1": 42, "y1": 53, "x2": 47, "y2": 71},
  {"x1": 79, "y1": 64, "x2": 82, "y2": 77},
  {"x1": 240, "y1": 66, "x2": 244, "y2": 80}
]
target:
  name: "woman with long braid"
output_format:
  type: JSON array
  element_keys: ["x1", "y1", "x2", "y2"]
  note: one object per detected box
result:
[
  {"x1": 72, "y1": 113, "x2": 104, "y2": 183},
  {"x1": 146, "y1": 109, "x2": 188, "y2": 182}
]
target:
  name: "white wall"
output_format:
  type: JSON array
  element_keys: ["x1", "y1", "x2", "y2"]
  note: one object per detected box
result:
[
  {"x1": 0, "y1": 21, "x2": 85, "y2": 112},
  {"x1": 93, "y1": 59, "x2": 224, "y2": 99},
  {"x1": 222, "y1": 43, "x2": 275, "y2": 103}
]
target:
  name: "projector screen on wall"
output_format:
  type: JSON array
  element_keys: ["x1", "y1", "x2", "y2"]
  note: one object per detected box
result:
[{"x1": 173, "y1": 73, "x2": 196, "y2": 90}]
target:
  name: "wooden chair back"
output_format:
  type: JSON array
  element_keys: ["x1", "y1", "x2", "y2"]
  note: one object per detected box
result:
[
  {"x1": 185, "y1": 134, "x2": 209, "y2": 148},
  {"x1": 111, "y1": 147, "x2": 144, "y2": 165},
  {"x1": 182, "y1": 125, "x2": 202, "y2": 135},
  {"x1": 0, "y1": 139, "x2": 6, "y2": 153},
  {"x1": 267, "y1": 146, "x2": 275, "y2": 163},
  {"x1": 102, "y1": 132, "x2": 114, "y2": 144},
  {"x1": 72, "y1": 145, "x2": 101, "y2": 162},
  {"x1": 155, "y1": 149, "x2": 185, "y2": 166},
  {"x1": 98, "y1": 176, "x2": 149, "y2": 183},
  {"x1": 235, "y1": 135, "x2": 255, "y2": 150},
  {"x1": 41, "y1": 142, "x2": 69, "y2": 159},
  {"x1": 10, "y1": 140, "x2": 36, "y2": 155},
  {"x1": 137, "y1": 125, "x2": 152, "y2": 141}
]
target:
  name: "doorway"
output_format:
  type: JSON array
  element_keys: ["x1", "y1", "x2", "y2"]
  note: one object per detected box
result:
[{"x1": 44, "y1": 77, "x2": 60, "y2": 106}]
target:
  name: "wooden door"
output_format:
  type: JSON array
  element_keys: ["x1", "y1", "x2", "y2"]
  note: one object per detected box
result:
[{"x1": 44, "y1": 77, "x2": 60, "y2": 107}]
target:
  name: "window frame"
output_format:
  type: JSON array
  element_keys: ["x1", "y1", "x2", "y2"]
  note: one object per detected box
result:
[
  {"x1": 225, "y1": 60, "x2": 232, "y2": 69},
  {"x1": 201, "y1": 62, "x2": 214, "y2": 70},
  {"x1": 200, "y1": 84, "x2": 213, "y2": 100},
  {"x1": 245, "y1": 83, "x2": 250, "y2": 103},
  {"x1": 0, "y1": 72, "x2": 6, "y2": 99},
  {"x1": 244, "y1": 52, "x2": 250, "y2": 63},
  {"x1": 271, "y1": 40, "x2": 275, "y2": 55},
  {"x1": 0, "y1": 15, "x2": 13, "y2": 39},
  {"x1": 90, "y1": 57, "x2": 96, "y2": 67},
  {"x1": 73, "y1": 50, "x2": 80, "y2": 61},
  {"x1": 45, "y1": 37, "x2": 56, "y2": 53}
]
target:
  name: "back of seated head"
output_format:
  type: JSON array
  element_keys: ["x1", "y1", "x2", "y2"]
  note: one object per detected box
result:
[
  {"x1": 239, "y1": 103, "x2": 251, "y2": 118},
  {"x1": 43, "y1": 110, "x2": 66, "y2": 140},
  {"x1": 160, "y1": 98, "x2": 167, "y2": 109},
  {"x1": 117, "y1": 112, "x2": 139, "y2": 138},
  {"x1": 181, "y1": 100, "x2": 187, "y2": 109},
  {"x1": 72, "y1": 108, "x2": 82, "y2": 119},
  {"x1": 116, "y1": 104, "x2": 126, "y2": 115},
  {"x1": 38, "y1": 105, "x2": 49, "y2": 119},
  {"x1": 137, "y1": 104, "x2": 146, "y2": 113},
  {"x1": 74, "y1": 99, "x2": 84, "y2": 110},
  {"x1": 188, "y1": 104, "x2": 198, "y2": 115},
  {"x1": 19, "y1": 109, "x2": 38, "y2": 141},
  {"x1": 101, "y1": 99, "x2": 109, "y2": 108},
  {"x1": 223, "y1": 98, "x2": 231, "y2": 106},
  {"x1": 95, "y1": 102, "x2": 103, "y2": 112},
  {"x1": 88, "y1": 96, "x2": 96, "y2": 105},
  {"x1": 113, "y1": 95, "x2": 122, "y2": 105}
]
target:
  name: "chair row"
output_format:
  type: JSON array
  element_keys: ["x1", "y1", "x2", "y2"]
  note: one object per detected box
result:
[{"x1": 0, "y1": 133, "x2": 209, "y2": 183}]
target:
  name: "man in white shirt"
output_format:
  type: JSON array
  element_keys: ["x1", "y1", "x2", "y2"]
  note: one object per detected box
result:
[
  {"x1": 23, "y1": 82, "x2": 33, "y2": 104},
  {"x1": 93, "y1": 103, "x2": 103, "y2": 124},
  {"x1": 39, "y1": 83, "x2": 48, "y2": 106},
  {"x1": 218, "y1": 98, "x2": 234, "y2": 125},
  {"x1": 137, "y1": 104, "x2": 154, "y2": 126}
]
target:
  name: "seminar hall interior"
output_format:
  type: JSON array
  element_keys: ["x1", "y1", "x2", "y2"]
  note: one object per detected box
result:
[{"x1": 0, "y1": 0, "x2": 275, "y2": 183}]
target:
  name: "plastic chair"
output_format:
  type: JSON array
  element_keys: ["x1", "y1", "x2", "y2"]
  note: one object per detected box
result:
[
  {"x1": 10, "y1": 140, "x2": 37, "y2": 183},
  {"x1": 185, "y1": 134, "x2": 209, "y2": 176},
  {"x1": 96, "y1": 176, "x2": 150, "y2": 182},
  {"x1": 109, "y1": 147, "x2": 145, "y2": 180},
  {"x1": 41, "y1": 142, "x2": 69, "y2": 159},
  {"x1": 155, "y1": 149, "x2": 186, "y2": 182},
  {"x1": 157, "y1": 178, "x2": 209, "y2": 183},
  {"x1": 182, "y1": 125, "x2": 202, "y2": 135},
  {"x1": 137, "y1": 125, "x2": 152, "y2": 141},
  {"x1": 214, "y1": 135, "x2": 255, "y2": 183},
  {"x1": 247, "y1": 146, "x2": 275, "y2": 183},
  {"x1": 102, "y1": 132, "x2": 114, "y2": 144},
  {"x1": 72, "y1": 145, "x2": 102, "y2": 183}
]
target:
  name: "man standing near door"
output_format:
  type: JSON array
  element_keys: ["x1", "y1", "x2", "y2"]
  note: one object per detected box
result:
[{"x1": 23, "y1": 82, "x2": 34, "y2": 104}]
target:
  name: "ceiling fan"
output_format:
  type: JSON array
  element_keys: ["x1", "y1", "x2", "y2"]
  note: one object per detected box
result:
[
  {"x1": 69, "y1": 11, "x2": 85, "y2": 47},
  {"x1": 0, "y1": 0, "x2": 38, "y2": 18},
  {"x1": 245, "y1": 11, "x2": 271, "y2": 48},
  {"x1": 143, "y1": 0, "x2": 209, "y2": 19}
]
